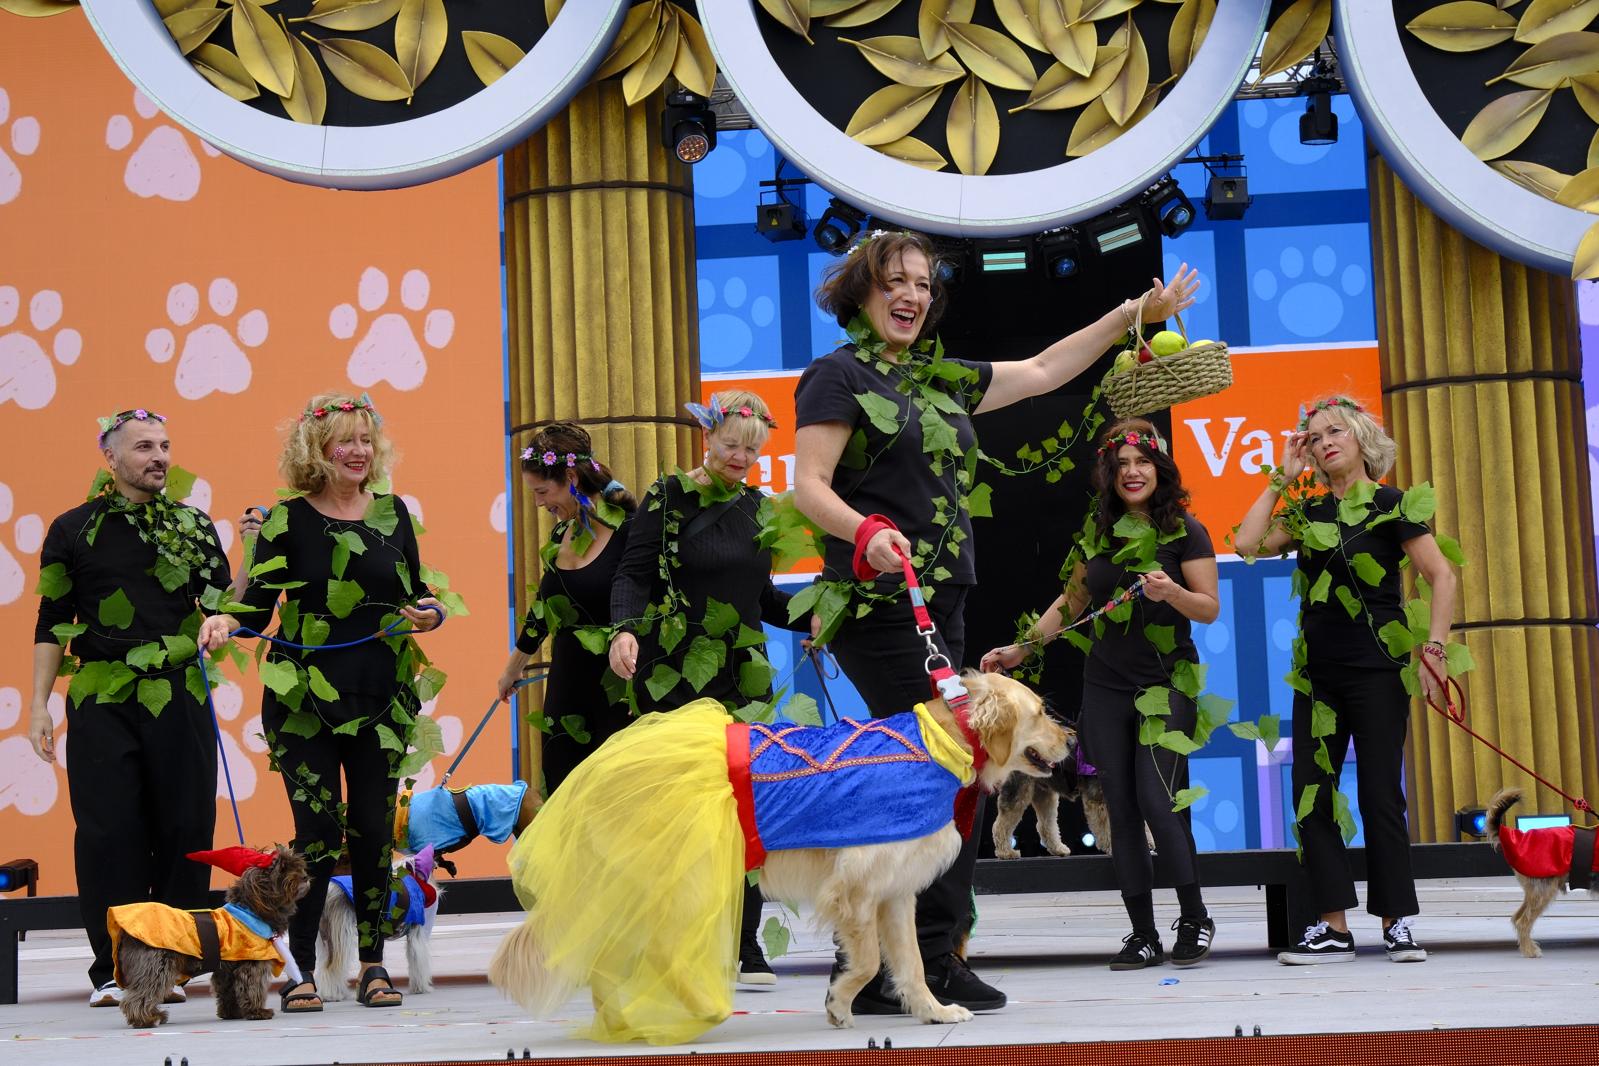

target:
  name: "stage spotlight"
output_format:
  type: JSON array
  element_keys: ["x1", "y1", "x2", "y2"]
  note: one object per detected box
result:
[
  {"x1": 1203, "y1": 174, "x2": 1252, "y2": 221},
  {"x1": 1036, "y1": 228, "x2": 1083, "y2": 280},
  {"x1": 1080, "y1": 832, "x2": 1096, "y2": 849},
  {"x1": 755, "y1": 201, "x2": 806, "y2": 242},
  {"x1": 1516, "y1": 813, "x2": 1573, "y2": 831},
  {"x1": 1299, "y1": 78, "x2": 1339, "y2": 146},
  {"x1": 1142, "y1": 177, "x2": 1195, "y2": 238},
  {"x1": 813, "y1": 199, "x2": 866, "y2": 254},
  {"x1": 0, "y1": 858, "x2": 38, "y2": 896},
  {"x1": 1454, "y1": 805, "x2": 1488, "y2": 841},
  {"x1": 976, "y1": 238, "x2": 1029, "y2": 274},
  {"x1": 661, "y1": 89, "x2": 717, "y2": 164},
  {"x1": 932, "y1": 241, "x2": 966, "y2": 285},
  {"x1": 1083, "y1": 206, "x2": 1149, "y2": 255}
]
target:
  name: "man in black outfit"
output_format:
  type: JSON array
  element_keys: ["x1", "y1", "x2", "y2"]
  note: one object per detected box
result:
[{"x1": 27, "y1": 410, "x2": 232, "y2": 1006}]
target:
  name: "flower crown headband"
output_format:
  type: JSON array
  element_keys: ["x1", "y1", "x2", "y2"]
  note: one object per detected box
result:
[
  {"x1": 97, "y1": 408, "x2": 167, "y2": 447},
  {"x1": 1298, "y1": 396, "x2": 1364, "y2": 431},
  {"x1": 848, "y1": 228, "x2": 896, "y2": 255},
  {"x1": 301, "y1": 393, "x2": 382, "y2": 425},
  {"x1": 520, "y1": 445, "x2": 602, "y2": 472},
  {"x1": 1097, "y1": 428, "x2": 1168, "y2": 455},
  {"x1": 685, "y1": 401, "x2": 778, "y2": 431}
]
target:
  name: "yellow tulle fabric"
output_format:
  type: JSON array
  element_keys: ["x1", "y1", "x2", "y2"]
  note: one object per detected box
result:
[{"x1": 504, "y1": 699, "x2": 744, "y2": 1044}]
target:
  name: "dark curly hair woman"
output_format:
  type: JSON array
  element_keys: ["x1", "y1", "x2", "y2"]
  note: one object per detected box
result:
[{"x1": 982, "y1": 418, "x2": 1220, "y2": 972}]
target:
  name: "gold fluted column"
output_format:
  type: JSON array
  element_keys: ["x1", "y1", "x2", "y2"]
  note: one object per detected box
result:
[
  {"x1": 1368, "y1": 153, "x2": 1599, "y2": 841},
  {"x1": 503, "y1": 81, "x2": 702, "y2": 787}
]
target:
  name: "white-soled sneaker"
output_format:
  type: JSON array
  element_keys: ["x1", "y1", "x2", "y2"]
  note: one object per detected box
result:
[
  {"x1": 1383, "y1": 917, "x2": 1428, "y2": 962},
  {"x1": 1277, "y1": 921, "x2": 1355, "y2": 965},
  {"x1": 88, "y1": 981, "x2": 123, "y2": 1007}
]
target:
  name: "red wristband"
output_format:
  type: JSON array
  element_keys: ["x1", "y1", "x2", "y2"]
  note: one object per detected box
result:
[{"x1": 852, "y1": 514, "x2": 899, "y2": 582}]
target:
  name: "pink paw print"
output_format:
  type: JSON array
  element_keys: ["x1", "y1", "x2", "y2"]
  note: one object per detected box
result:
[
  {"x1": 145, "y1": 279, "x2": 267, "y2": 400},
  {"x1": 105, "y1": 90, "x2": 220, "y2": 202},
  {"x1": 0, "y1": 688, "x2": 63, "y2": 817},
  {"x1": 0, "y1": 286, "x2": 82, "y2": 410},
  {"x1": 332, "y1": 268, "x2": 454, "y2": 392},
  {"x1": 0, "y1": 88, "x2": 41, "y2": 206},
  {"x1": 0, "y1": 480, "x2": 43, "y2": 607}
]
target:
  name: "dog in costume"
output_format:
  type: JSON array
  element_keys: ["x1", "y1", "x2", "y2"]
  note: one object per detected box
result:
[
  {"x1": 394, "y1": 782, "x2": 542, "y2": 875},
  {"x1": 487, "y1": 669, "x2": 1069, "y2": 1044},
  {"x1": 316, "y1": 845, "x2": 441, "y2": 999},
  {"x1": 1488, "y1": 788, "x2": 1598, "y2": 957},
  {"x1": 108, "y1": 845, "x2": 308, "y2": 1028}
]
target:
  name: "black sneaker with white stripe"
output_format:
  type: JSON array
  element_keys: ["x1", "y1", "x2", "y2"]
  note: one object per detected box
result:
[
  {"x1": 1170, "y1": 915, "x2": 1215, "y2": 966},
  {"x1": 1277, "y1": 921, "x2": 1355, "y2": 965},
  {"x1": 1108, "y1": 931, "x2": 1164, "y2": 970},
  {"x1": 1383, "y1": 917, "x2": 1427, "y2": 962}
]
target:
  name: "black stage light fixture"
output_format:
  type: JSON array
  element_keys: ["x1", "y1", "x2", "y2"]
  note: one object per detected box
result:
[
  {"x1": 1035, "y1": 227, "x2": 1083, "y2": 279},
  {"x1": 0, "y1": 858, "x2": 38, "y2": 896},
  {"x1": 976, "y1": 237, "x2": 1030, "y2": 274},
  {"x1": 813, "y1": 198, "x2": 866, "y2": 254},
  {"x1": 756, "y1": 201, "x2": 806, "y2": 242},
  {"x1": 1454, "y1": 805, "x2": 1488, "y2": 841},
  {"x1": 1142, "y1": 177, "x2": 1195, "y2": 238},
  {"x1": 1299, "y1": 77, "x2": 1340, "y2": 146},
  {"x1": 661, "y1": 89, "x2": 717, "y2": 164},
  {"x1": 1084, "y1": 205, "x2": 1149, "y2": 256},
  {"x1": 1204, "y1": 173, "x2": 1252, "y2": 221},
  {"x1": 932, "y1": 240, "x2": 967, "y2": 285}
]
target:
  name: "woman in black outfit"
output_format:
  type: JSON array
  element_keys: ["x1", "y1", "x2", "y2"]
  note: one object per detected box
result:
[
  {"x1": 219, "y1": 393, "x2": 443, "y2": 1012},
  {"x1": 607, "y1": 389, "x2": 815, "y2": 986},
  {"x1": 984, "y1": 419, "x2": 1219, "y2": 970},
  {"x1": 1237, "y1": 396, "x2": 1458, "y2": 966},
  {"x1": 496, "y1": 422, "x2": 635, "y2": 796}
]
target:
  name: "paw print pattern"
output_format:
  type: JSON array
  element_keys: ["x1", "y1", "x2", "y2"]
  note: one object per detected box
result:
[
  {"x1": 0, "y1": 286, "x2": 82, "y2": 410},
  {"x1": 1250, "y1": 243, "x2": 1369, "y2": 341},
  {"x1": 106, "y1": 90, "x2": 220, "y2": 202},
  {"x1": 209, "y1": 682, "x2": 257, "y2": 801},
  {"x1": 0, "y1": 88, "x2": 41, "y2": 206},
  {"x1": 698, "y1": 261, "x2": 779, "y2": 371},
  {"x1": 0, "y1": 688, "x2": 63, "y2": 817},
  {"x1": 0, "y1": 480, "x2": 44, "y2": 607},
  {"x1": 489, "y1": 491, "x2": 507, "y2": 534},
  {"x1": 145, "y1": 279, "x2": 267, "y2": 400},
  {"x1": 403, "y1": 699, "x2": 464, "y2": 793},
  {"x1": 332, "y1": 268, "x2": 454, "y2": 392}
]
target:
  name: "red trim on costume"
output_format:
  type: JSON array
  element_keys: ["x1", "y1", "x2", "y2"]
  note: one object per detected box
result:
[
  {"x1": 852, "y1": 514, "x2": 898, "y2": 582},
  {"x1": 950, "y1": 702, "x2": 988, "y2": 838},
  {"x1": 1499, "y1": 824, "x2": 1598, "y2": 879},
  {"x1": 726, "y1": 722, "x2": 767, "y2": 871}
]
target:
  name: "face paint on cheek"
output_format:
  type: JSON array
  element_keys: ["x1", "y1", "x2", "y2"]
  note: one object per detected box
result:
[{"x1": 332, "y1": 447, "x2": 346, "y2": 460}]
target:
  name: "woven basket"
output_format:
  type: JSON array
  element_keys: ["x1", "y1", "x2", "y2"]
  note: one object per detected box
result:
[{"x1": 1101, "y1": 297, "x2": 1232, "y2": 419}]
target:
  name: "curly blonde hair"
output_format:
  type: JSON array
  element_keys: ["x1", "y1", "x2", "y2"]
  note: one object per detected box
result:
[
  {"x1": 279, "y1": 392, "x2": 395, "y2": 494},
  {"x1": 1301, "y1": 395, "x2": 1396, "y2": 484}
]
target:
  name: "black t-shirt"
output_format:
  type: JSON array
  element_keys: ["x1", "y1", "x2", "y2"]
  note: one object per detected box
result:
[
  {"x1": 1082, "y1": 513, "x2": 1214, "y2": 691},
  {"x1": 1297, "y1": 484, "x2": 1430, "y2": 670},
  {"x1": 517, "y1": 517, "x2": 630, "y2": 709},
  {"x1": 794, "y1": 343, "x2": 993, "y2": 588}
]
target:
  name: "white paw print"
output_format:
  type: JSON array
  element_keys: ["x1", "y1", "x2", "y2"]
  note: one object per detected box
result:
[
  {"x1": 0, "y1": 480, "x2": 44, "y2": 607},
  {"x1": 0, "y1": 88, "x2": 41, "y2": 206},
  {"x1": 0, "y1": 286, "x2": 82, "y2": 410},
  {"x1": 333, "y1": 268, "x2": 454, "y2": 392},
  {"x1": 106, "y1": 90, "x2": 220, "y2": 202},
  {"x1": 0, "y1": 688, "x2": 63, "y2": 817},
  {"x1": 181, "y1": 476, "x2": 234, "y2": 555},
  {"x1": 1251, "y1": 245, "x2": 1367, "y2": 341},
  {"x1": 145, "y1": 279, "x2": 267, "y2": 400},
  {"x1": 209, "y1": 681, "x2": 258, "y2": 801},
  {"x1": 489, "y1": 491, "x2": 507, "y2": 534}
]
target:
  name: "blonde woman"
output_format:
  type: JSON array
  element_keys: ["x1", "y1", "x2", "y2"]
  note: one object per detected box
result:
[
  {"x1": 1234, "y1": 396, "x2": 1457, "y2": 966},
  {"x1": 207, "y1": 393, "x2": 443, "y2": 1012}
]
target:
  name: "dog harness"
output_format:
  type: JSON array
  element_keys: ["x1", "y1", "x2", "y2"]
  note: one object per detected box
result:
[
  {"x1": 397, "y1": 782, "x2": 529, "y2": 875},
  {"x1": 329, "y1": 871, "x2": 438, "y2": 931},
  {"x1": 1498, "y1": 823, "x2": 1599, "y2": 890},
  {"x1": 726, "y1": 703, "x2": 973, "y2": 871},
  {"x1": 107, "y1": 902, "x2": 283, "y2": 986}
]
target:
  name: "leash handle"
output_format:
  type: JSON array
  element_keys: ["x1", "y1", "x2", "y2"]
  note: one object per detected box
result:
[{"x1": 438, "y1": 674, "x2": 544, "y2": 788}]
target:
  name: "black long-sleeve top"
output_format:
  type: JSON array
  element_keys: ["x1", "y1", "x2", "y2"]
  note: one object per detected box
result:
[{"x1": 610, "y1": 477, "x2": 806, "y2": 712}]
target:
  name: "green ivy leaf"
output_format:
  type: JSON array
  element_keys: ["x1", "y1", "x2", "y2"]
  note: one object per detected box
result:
[
  {"x1": 1333, "y1": 789, "x2": 1357, "y2": 844},
  {"x1": 919, "y1": 405, "x2": 958, "y2": 456},
  {"x1": 67, "y1": 661, "x2": 110, "y2": 708},
  {"x1": 1310, "y1": 700, "x2": 1337, "y2": 739},
  {"x1": 126, "y1": 642, "x2": 167, "y2": 670},
  {"x1": 259, "y1": 659, "x2": 301, "y2": 697},
  {"x1": 1063, "y1": 629, "x2": 1092, "y2": 654},
  {"x1": 732, "y1": 623, "x2": 767, "y2": 650},
  {"x1": 1351, "y1": 552, "x2": 1385, "y2": 587},
  {"x1": 645, "y1": 663, "x2": 682, "y2": 703},
  {"x1": 1445, "y1": 642, "x2": 1475, "y2": 678},
  {"x1": 738, "y1": 649, "x2": 774, "y2": 698},
  {"x1": 785, "y1": 692, "x2": 823, "y2": 726},
  {"x1": 1143, "y1": 624, "x2": 1176, "y2": 654},
  {"x1": 1294, "y1": 783, "x2": 1319, "y2": 823},
  {"x1": 1171, "y1": 785, "x2": 1208, "y2": 812},
  {"x1": 433, "y1": 588, "x2": 469, "y2": 618},
  {"x1": 260, "y1": 505, "x2": 290, "y2": 542},
  {"x1": 326, "y1": 579, "x2": 364, "y2": 619},
  {"x1": 306, "y1": 665, "x2": 339, "y2": 702},
  {"x1": 97, "y1": 663, "x2": 137, "y2": 704},
  {"x1": 965, "y1": 482, "x2": 994, "y2": 518},
  {"x1": 249, "y1": 555, "x2": 288, "y2": 580},
  {"x1": 761, "y1": 915, "x2": 791, "y2": 960},
  {"x1": 163, "y1": 464, "x2": 198, "y2": 503},
  {"x1": 1138, "y1": 715, "x2": 1166, "y2": 745},
  {"x1": 1307, "y1": 571, "x2": 1332, "y2": 604},
  {"x1": 329, "y1": 530, "x2": 367, "y2": 579},
  {"x1": 363, "y1": 494, "x2": 399, "y2": 535},
  {"x1": 786, "y1": 583, "x2": 822, "y2": 626},
  {"x1": 1134, "y1": 686, "x2": 1172, "y2": 718},
  {"x1": 1156, "y1": 730, "x2": 1201, "y2": 755},
  {"x1": 330, "y1": 716, "x2": 367, "y2": 736},
  {"x1": 50, "y1": 622, "x2": 88, "y2": 643},
  {"x1": 1378, "y1": 620, "x2": 1416, "y2": 657},
  {"x1": 374, "y1": 723, "x2": 404, "y2": 753},
  {"x1": 1170, "y1": 660, "x2": 1207, "y2": 699},
  {"x1": 152, "y1": 556, "x2": 189, "y2": 593},
  {"x1": 184, "y1": 663, "x2": 209, "y2": 705},
  {"x1": 682, "y1": 635, "x2": 728, "y2": 693},
  {"x1": 702, "y1": 597, "x2": 740, "y2": 639},
  {"x1": 1435, "y1": 533, "x2": 1466, "y2": 567},
  {"x1": 300, "y1": 616, "x2": 331, "y2": 648},
  {"x1": 1401, "y1": 483, "x2": 1436, "y2": 524},
  {"x1": 1334, "y1": 584, "x2": 1362, "y2": 619},
  {"x1": 1301, "y1": 521, "x2": 1340, "y2": 552},
  {"x1": 815, "y1": 582, "x2": 852, "y2": 644},
  {"x1": 658, "y1": 612, "x2": 689, "y2": 654},
  {"x1": 560, "y1": 714, "x2": 592, "y2": 744},
  {"x1": 1193, "y1": 693, "x2": 1235, "y2": 746},
  {"x1": 856, "y1": 391, "x2": 902, "y2": 434},
  {"x1": 281, "y1": 710, "x2": 322, "y2": 739},
  {"x1": 97, "y1": 588, "x2": 135, "y2": 630},
  {"x1": 136, "y1": 677, "x2": 172, "y2": 717}
]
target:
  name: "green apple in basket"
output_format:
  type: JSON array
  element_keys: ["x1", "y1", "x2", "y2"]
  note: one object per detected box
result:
[
  {"x1": 1112, "y1": 349, "x2": 1139, "y2": 375},
  {"x1": 1149, "y1": 330, "x2": 1186, "y2": 357}
]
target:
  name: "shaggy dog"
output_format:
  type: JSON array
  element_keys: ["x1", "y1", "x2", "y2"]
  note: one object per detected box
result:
[
  {"x1": 396, "y1": 782, "x2": 543, "y2": 874},
  {"x1": 316, "y1": 847, "x2": 441, "y2": 999},
  {"x1": 1488, "y1": 788, "x2": 1598, "y2": 957},
  {"x1": 108, "y1": 846, "x2": 308, "y2": 1028},
  {"x1": 992, "y1": 741, "x2": 1153, "y2": 859},
  {"x1": 489, "y1": 670, "x2": 1070, "y2": 1042}
]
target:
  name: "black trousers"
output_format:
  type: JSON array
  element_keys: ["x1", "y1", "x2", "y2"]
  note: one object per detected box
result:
[
  {"x1": 1291, "y1": 665, "x2": 1418, "y2": 919},
  {"x1": 264, "y1": 694, "x2": 400, "y2": 977},
  {"x1": 65, "y1": 684, "x2": 217, "y2": 989},
  {"x1": 831, "y1": 585, "x2": 979, "y2": 960},
  {"x1": 1079, "y1": 681, "x2": 1202, "y2": 900}
]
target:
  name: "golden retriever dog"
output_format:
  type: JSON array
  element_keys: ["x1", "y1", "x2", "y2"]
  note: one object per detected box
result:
[
  {"x1": 489, "y1": 670, "x2": 1069, "y2": 1043},
  {"x1": 1488, "y1": 788, "x2": 1597, "y2": 957}
]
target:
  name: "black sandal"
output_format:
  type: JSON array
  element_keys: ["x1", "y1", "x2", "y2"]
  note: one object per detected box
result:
[
  {"x1": 281, "y1": 981, "x2": 324, "y2": 1013},
  {"x1": 357, "y1": 965, "x2": 402, "y2": 1008}
]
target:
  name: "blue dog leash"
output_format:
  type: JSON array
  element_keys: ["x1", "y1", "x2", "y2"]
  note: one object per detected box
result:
[{"x1": 438, "y1": 673, "x2": 546, "y2": 789}]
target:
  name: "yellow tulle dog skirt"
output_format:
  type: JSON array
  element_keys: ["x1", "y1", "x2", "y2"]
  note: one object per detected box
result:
[{"x1": 497, "y1": 699, "x2": 744, "y2": 1044}]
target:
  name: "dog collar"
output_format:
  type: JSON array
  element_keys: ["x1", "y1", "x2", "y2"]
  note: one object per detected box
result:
[{"x1": 222, "y1": 902, "x2": 272, "y2": 940}]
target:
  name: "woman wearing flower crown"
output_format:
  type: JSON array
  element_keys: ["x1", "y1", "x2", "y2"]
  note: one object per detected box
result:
[
  {"x1": 983, "y1": 418, "x2": 1219, "y2": 971},
  {"x1": 496, "y1": 422, "x2": 636, "y2": 796},
  {"x1": 1235, "y1": 395, "x2": 1459, "y2": 967},
  {"x1": 792, "y1": 229, "x2": 1198, "y2": 1012}
]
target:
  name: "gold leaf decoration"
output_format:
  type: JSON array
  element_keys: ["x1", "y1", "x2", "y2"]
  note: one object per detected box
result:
[
  {"x1": 0, "y1": 0, "x2": 79, "y2": 15},
  {"x1": 1012, "y1": 40, "x2": 1128, "y2": 111},
  {"x1": 1514, "y1": 0, "x2": 1599, "y2": 45},
  {"x1": 1555, "y1": 165, "x2": 1599, "y2": 210},
  {"x1": 463, "y1": 29, "x2": 527, "y2": 89},
  {"x1": 812, "y1": 0, "x2": 865, "y2": 12},
  {"x1": 1490, "y1": 30, "x2": 1599, "y2": 86},
  {"x1": 395, "y1": 0, "x2": 446, "y2": 95},
  {"x1": 545, "y1": 0, "x2": 563, "y2": 22},
  {"x1": 1460, "y1": 86, "x2": 1554, "y2": 158},
  {"x1": 1066, "y1": 85, "x2": 1155, "y2": 155},
  {"x1": 994, "y1": 0, "x2": 1046, "y2": 52},
  {"x1": 280, "y1": 29, "x2": 328, "y2": 123},
  {"x1": 1074, "y1": 0, "x2": 1143, "y2": 21},
  {"x1": 1490, "y1": 159, "x2": 1572, "y2": 197},
  {"x1": 155, "y1": 0, "x2": 217, "y2": 17},
  {"x1": 918, "y1": 0, "x2": 975, "y2": 59},
  {"x1": 1573, "y1": 72, "x2": 1599, "y2": 121},
  {"x1": 1405, "y1": 1, "x2": 1518, "y2": 52},
  {"x1": 845, "y1": 82, "x2": 945, "y2": 144},
  {"x1": 190, "y1": 42, "x2": 260, "y2": 101},
  {"x1": 840, "y1": 35, "x2": 966, "y2": 87},
  {"x1": 826, "y1": 0, "x2": 904, "y2": 27},
  {"x1": 1256, "y1": 0, "x2": 1331, "y2": 83},
  {"x1": 163, "y1": 6, "x2": 228, "y2": 55},
  {"x1": 874, "y1": 134, "x2": 949, "y2": 169},
  {"x1": 1591, "y1": 126, "x2": 1599, "y2": 168},
  {"x1": 621, "y1": 4, "x2": 679, "y2": 104},
  {"x1": 1575, "y1": 218, "x2": 1599, "y2": 278},
  {"x1": 943, "y1": 20, "x2": 1037, "y2": 91},
  {"x1": 593, "y1": 0, "x2": 659, "y2": 82},
  {"x1": 293, "y1": 0, "x2": 402, "y2": 32},
  {"x1": 1040, "y1": 0, "x2": 1096, "y2": 76},
  {"x1": 1168, "y1": 0, "x2": 1215, "y2": 79},
  {"x1": 757, "y1": 0, "x2": 811, "y2": 43},
  {"x1": 232, "y1": 0, "x2": 296, "y2": 97},
  {"x1": 305, "y1": 33, "x2": 413, "y2": 100},
  {"x1": 946, "y1": 72, "x2": 999, "y2": 174},
  {"x1": 672, "y1": 4, "x2": 717, "y2": 98},
  {"x1": 1101, "y1": 13, "x2": 1148, "y2": 125}
]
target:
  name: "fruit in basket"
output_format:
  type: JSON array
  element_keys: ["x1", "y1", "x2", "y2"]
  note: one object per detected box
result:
[
  {"x1": 1149, "y1": 330, "x2": 1186, "y2": 357},
  {"x1": 1112, "y1": 349, "x2": 1138, "y2": 375},
  {"x1": 1137, "y1": 341, "x2": 1156, "y2": 363},
  {"x1": 1192, "y1": 338, "x2": 1216, "y2": 347}
]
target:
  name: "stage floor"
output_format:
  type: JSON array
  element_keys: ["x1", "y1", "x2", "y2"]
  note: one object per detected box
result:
[{"x1": 4, "y1": 878, "x2": 1594, "y2": 1065}]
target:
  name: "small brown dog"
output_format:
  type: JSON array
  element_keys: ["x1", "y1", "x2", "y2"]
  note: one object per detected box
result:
[
  {"x1": 108, "y1": 845, "x2": 309, "y2": 1028},
  {"x1": 1487, "y1": 788, "x2": 1597, "y2": 958},
  {"x1": 992, "y1": 743, "x2": 1150, "y2": 859}
]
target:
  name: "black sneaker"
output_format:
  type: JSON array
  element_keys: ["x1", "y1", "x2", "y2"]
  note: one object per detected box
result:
[
  {"x1": 924, "y1": 952, "x2": 1006, "y2": 1011},
  {"x1": 1382, "y1": 918, "x2": 1427, "y2": 963},
  {"x1": 1109, "y1": 931, "x2": 1164, "y2": 970},
  {"x1": 1170, "y1": 916, "x2": 1215, "y2": 966},
  {"x1": 738, "y1": 934, "x2": 777, "y2": 986},
  {"x1": 1277, "y1": 921, "x2": 1355, "y2": 965}
]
